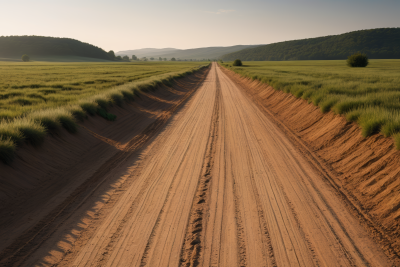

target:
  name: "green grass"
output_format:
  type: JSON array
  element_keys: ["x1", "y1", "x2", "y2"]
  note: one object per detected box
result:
[
  {"x1": 0, "y1": 61, "x2": 204, "y2": 120},
  {"x1": 221, "y1": 59, "x2": 400, "y2": 147},
  {"x1": 0, "y1": 137, "x2": 15, "y2": 164},
  {"x1": 0, "y1": 61, "x2": 209, "y2": 163}
]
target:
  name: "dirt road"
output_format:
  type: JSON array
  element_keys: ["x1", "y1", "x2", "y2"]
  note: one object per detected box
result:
[{"x1": 1, "y1": 63, "x2": 394, "y2": 266}]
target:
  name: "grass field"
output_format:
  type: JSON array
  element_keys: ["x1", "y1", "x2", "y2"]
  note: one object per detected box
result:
[
  {"x1": 0, "y1": 61, "x2": 205, "y2": 119},
  {"x1": 0, "y1": 61, "x2": 208, "y2": 163},
  {"x1": 221, "y1": 59, "x2": 400, "y2": 148}
]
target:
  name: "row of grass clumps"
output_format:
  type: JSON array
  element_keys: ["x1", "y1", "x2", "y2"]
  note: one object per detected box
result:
[
  {"x1": 220, "y1": 62, "x2": 400, "y2": 150},
  {"x1": 0, "y1": 64, "x2": 209, "y2": 164}
]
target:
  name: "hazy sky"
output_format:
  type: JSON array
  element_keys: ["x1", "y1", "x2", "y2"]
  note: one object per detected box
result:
[{"x1": 2, "y1": 0, "x2": 399, "y2": 52}]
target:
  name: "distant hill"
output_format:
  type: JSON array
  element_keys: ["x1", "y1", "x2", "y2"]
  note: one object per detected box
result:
[
  {"x1": 116, "y1": 48, "x2": 180, "y2": 58},
  {"x1": 117, "y1": 45, "x2": 262, "y2": 60},
  {"x1": 221, "y1": 28, "x2": 400, "y2": 61},
  {"x1": 0, "y1": 36, "x2": 112, "y2": 61}
]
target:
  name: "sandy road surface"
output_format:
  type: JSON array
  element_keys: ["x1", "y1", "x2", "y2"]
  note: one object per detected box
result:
[{"x1": 2, "y1": 63, "x2": 394, "y2": 266}]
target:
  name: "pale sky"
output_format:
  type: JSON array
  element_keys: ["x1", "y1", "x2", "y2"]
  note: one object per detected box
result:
[{"x1": 1, "y1": 0, "x2": 399, "y2": 52}]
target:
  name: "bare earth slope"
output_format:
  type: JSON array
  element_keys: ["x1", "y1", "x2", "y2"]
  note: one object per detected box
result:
[{"x1": 0, "y1": 63, "x2": 396, "y2": 266}]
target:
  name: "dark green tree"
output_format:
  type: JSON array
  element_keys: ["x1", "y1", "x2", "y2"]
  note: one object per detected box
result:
[
  {"x1": 171, "y1": 57, "x2": 176, "y2": 61},
  {"x1": 159, "y1": 57, "x2": 162, "y2": 61},
  {"x1": 122, "y1": 55, "x2": 130, "y2": 62},
  {"x1": 233, "y1": 59, "x2": 243, "y2": 66},
  {"x1": 131, "y1": 55, "x2": 137, "y2": 60},
  {"x1": 150, "y1": 57, "x2": 154, "y2": 60},
  {"x1": 108, "y1": 50, "x2": 116, "y2": 60},
  {"x1": 347, "y1": 52, "x2": 369, "y2": 67},
  {"x1": 21, "y1": 54, "x2": 30, "y2": 62}
]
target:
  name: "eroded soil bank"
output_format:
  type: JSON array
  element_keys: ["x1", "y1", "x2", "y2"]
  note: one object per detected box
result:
[{"x1": 221, "y1": 66, "x2": 400, "y2": 256}]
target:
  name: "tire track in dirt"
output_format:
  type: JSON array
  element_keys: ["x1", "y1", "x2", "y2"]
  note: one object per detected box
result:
[
  {"x1": 0, "y1": 69, "x2": 209, "y2": 267},
  {"x1": 180, "y1": 68, "x2": 221, "y2": 267},
  {"x1": 231, "y1": 173, "x2": 248, "y2": 267},
  {"x1": 179, "y1": 68, "x2": 221, "y2": 267}
]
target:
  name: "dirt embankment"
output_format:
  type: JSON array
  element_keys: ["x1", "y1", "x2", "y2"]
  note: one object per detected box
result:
[
  {"x1": 221, "y1": 66, "x2": 400, "y2": 254},
  {"x1": 0, "y1": 66, "x2": 209, "y2": 253}
]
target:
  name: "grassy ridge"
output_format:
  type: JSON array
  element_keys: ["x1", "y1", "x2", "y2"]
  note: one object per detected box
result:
[
  {"x1": 220, "y1": 60, "x2": 400, "y2": 148},
  {"x1": 0, "y1": 62, "x2": 208, "y2": 163}
]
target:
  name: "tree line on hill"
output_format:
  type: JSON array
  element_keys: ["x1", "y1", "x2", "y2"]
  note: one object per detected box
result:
[
  {"x1": 0, "y1": 36, "x2": 114, "y2": 60},
  {"x1": 221, "y1": 28, "x2": 400, "y2": 61}
]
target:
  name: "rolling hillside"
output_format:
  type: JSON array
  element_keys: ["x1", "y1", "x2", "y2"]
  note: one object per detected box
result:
[
  {"x1": 0, "y1": 36, "x2": 112, "y2": 61},
  {"x1": 116, "y1": 48, "x2": 180, "y2": 58},
  {"x1": 117, "y1": 45, "x2": 261, "y2": 60},
  {"x1": 221, "y1": 28, "x2": 400, "y2": 61}
]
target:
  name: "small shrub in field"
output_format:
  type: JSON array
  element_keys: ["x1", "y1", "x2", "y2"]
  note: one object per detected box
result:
[
  {"x1": 347, "y1": 52, "x2": 369, "y2": 67},
  {"x1": 233, "y1": 59, "x2": 243, "y2": 66},
  {"x1": 0, "y1": 138, "x2": 15, "y2": 164},
  {"x1": 21, "y1": 54, "x2": 30, "y2": 62}
]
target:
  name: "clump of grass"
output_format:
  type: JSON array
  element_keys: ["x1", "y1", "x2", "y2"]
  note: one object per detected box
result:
[
  {"x1": 0, "y1": 137, "x2": 15, "y2": 164},
  {"x1": 319, "y1": 97, "x2": 340, "y2": 113},
  {"x1": 29, "y1": 108, "x2": 77, "y2": 133},
  {"x1": 132, "y1": 88, "x2": 141, "y2": 98},
  {"x1": 109, "y1": 92, "x2": 124, "y2": 107},
  {"x1": 121, "y1": 90, "x2": 135, "y2": 101},
  {"x1": 345, "y1": 109, "x2": 362, "y2": 122},
  {"x1": 381, "y1": 120, "x2": 400, "y2": 138},
  {"x1": 13, "y1": 117, "x2": 46, "y2": 146},
  {"x1": 96, "y1": 108, "x2": 116, "y2": 121},
  {"x1": 357, "y1": 108, "x2": 389, "y2": 137},
  {"x1": 80, "y1": 102, "x2": 98, "y2": 116},
  {"x1": 310, "y1": 93, "x2": 324, "y2": 106},
  {"x1": 29, "y1": 110, "x2": 62, "y2": 131},
  {"x1": 56, "y1": 112, "x2": 78, "y2": 133},
  {"x1": 0, "y1": 120, "x2": 25, "y2": 144},
  {"x1": 68, "y1": 106, "x2": 87, "y2": 122},
  {"x1": 393, "y1": 133, "x2": 400, "y2": 150},
  {"x1": 95, "y1": 97, "x2": 111, "y2": 110},
  {"x1": 332, "y1": 98, "x2": 365, "y2": 114}
]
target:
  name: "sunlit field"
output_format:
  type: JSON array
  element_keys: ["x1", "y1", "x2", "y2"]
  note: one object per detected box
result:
[
  {"x1": 0, "y1": 61, "x2": 204, "y2": 119},
  {"x1": 0, "y1": 61, "x2": 208, "y2": 163},
  {"x1": 222, "y1": 59, "x2": 400, "y2": 147}
]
